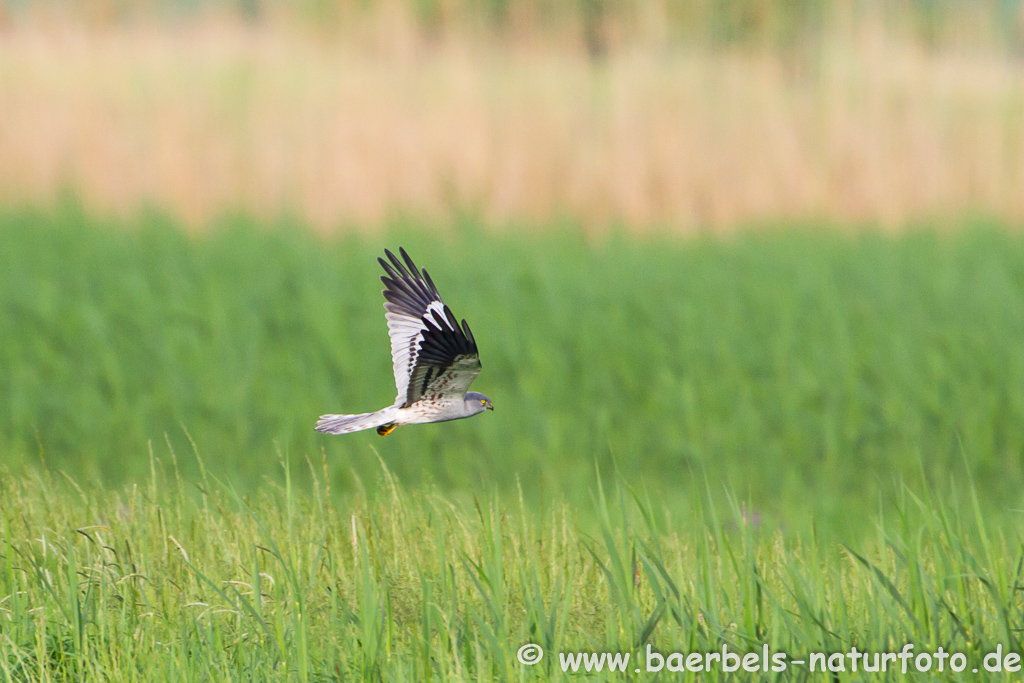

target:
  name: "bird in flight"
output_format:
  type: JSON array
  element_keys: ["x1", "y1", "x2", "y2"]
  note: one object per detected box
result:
[{"x1": 315, "y1": 248, "x2": 493, "y2": 436}]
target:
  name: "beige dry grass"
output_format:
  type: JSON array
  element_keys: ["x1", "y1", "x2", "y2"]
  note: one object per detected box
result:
[{"x1": 1, "y1": 17, "x2": 1023, "y2": 231}]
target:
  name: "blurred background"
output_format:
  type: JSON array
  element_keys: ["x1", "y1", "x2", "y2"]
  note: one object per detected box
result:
[
  {"x1": 3, "y1": 0, "x2": 1024, "y2": 230},
  {"x1": 2, "y1": 0, "x2": 1024, "y2": 538}
]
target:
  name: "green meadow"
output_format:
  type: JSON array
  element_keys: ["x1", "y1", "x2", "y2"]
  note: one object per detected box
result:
[
  {"x1": 3, "y1": 459, "x2": 1023, "y2": 681},
  {"x1": 4, "y1": 209, "x2": 1024, "y2": 532},
  {"x1": 3, "y1": 208, "x2": 1024, "y2": 679}
]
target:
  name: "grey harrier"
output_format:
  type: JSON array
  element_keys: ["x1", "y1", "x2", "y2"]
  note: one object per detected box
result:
[{"x1": 315, "y1": 248, "x2": 492, "y2": 436}]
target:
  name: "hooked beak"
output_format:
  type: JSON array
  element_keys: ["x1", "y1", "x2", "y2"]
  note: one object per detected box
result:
[{"x1": 485, "y1": 401, "x2": 494, "y2": 411}]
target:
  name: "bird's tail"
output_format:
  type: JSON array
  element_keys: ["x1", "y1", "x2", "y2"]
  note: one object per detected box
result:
[{"x1": 315, "y1": 407, "x2": 400, "y2": 435}]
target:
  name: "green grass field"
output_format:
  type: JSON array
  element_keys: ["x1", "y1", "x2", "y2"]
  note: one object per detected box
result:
[
  {"x1": 3, "y1": 208, "x2": 1024, "y2": 679},
  {"x1": 2, "y1": 458, "x2": 1023, "y2": 681}
]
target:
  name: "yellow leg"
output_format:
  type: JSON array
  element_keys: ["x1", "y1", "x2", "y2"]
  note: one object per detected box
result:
[{"x1": 376, "y1": 423, "x2": 398, "y2": 436}]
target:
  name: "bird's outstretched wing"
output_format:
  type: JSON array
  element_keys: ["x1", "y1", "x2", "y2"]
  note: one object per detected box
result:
[
  {"x1": 406, "y1": 304, "x2": 480, "y2": 407},
  {"x1": 378, "y1": 248, "x2": 481, "y2": 407}
]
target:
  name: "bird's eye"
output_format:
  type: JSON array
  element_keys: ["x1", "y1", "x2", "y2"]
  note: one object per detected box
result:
[{"x1": 481, "y1": 399, "x2": 486, "y2": 404}]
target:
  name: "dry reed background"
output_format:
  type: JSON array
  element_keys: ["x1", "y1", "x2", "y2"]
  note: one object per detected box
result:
[{"x1": 2, "y1": 3, "x2": 1024, "y2": 231}]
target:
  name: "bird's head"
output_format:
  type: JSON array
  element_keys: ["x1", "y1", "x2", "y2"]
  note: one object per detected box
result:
[{"x1": 465, "y1": 391, "x2": 494, "y2": 414}]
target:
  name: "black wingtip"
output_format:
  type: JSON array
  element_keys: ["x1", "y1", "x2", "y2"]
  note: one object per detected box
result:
[
  {"x1": 422, "y1": 311, "x2": 444, "y2": 333},
  {"x1": 422, "y1": 268, "x2": 438, "y2": 296},
  {"x1": 385, "y1": 248, "x2": 409, "y2": 277},
  {"x1": 442, "y1": 305, "x2": 459, "y2": 328},
  {"x1": 461, "y1": 318, "x2": 476, "y2": 345},
  {"x1": 399, "y1": 247, "x2": 422, "y2": 279},
  {"x1": 378, "y1": 256, "x2": 399, "y2": 280}
]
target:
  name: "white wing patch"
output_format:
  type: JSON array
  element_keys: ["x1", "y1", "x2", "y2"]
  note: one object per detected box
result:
[
  {"x1": 386, "y1": 301, "x2": 451, "y2": 405},
  {"x1": 378, "y1": 248, "x2": 481, "y2": 408}
]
